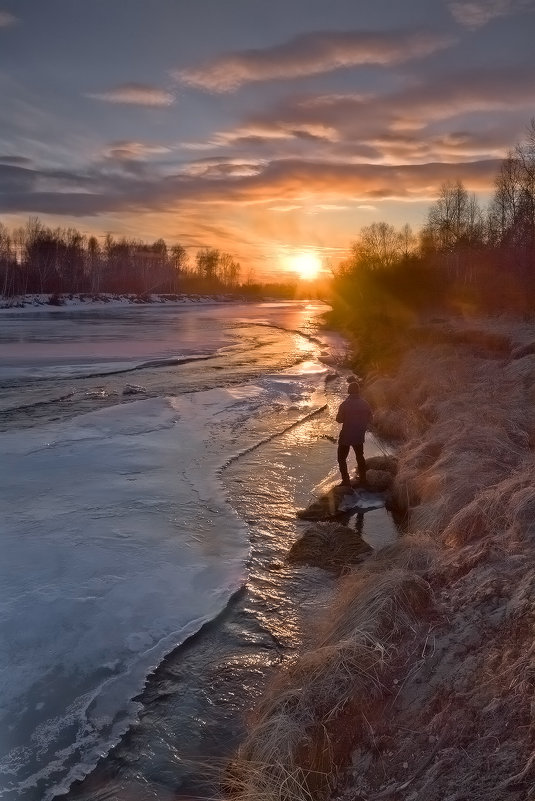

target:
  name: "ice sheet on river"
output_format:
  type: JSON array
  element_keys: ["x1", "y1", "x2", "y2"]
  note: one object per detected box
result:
[{"x1": 0, "y1": 361, "x2": 328, "y2": 800}]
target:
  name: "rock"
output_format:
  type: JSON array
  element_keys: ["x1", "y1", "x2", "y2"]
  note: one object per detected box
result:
[
  {"x1": 365, "y1": 455, "x2": 398, "y2": 475},
  {"x1": 365, "y1": 469, "x2": 394, "y2": 492},
  {"x1": 297, "y1": 485, "x2": 350, "y2": 520},
  {"x1": 287, "y1": 523, "x2": 372, "y2": 571},
  {"x1": 122, "y1": 384, "x2": 147, "y2": 395}
]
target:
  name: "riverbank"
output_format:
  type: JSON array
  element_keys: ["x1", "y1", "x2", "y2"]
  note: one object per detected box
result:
[
  {"x1": 0, "y1": 292, "x2": 246, "y2": 311},
  {"x1": 228, "y1": 315, "x2": 535, "y2": 800}
]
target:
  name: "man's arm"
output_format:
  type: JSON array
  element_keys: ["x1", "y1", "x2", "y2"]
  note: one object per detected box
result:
[{"x1": 336, "y1": 401, "x2": 345, "y2": 424}]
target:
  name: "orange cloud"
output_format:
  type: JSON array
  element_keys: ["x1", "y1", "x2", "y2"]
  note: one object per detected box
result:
[
  {"x1": 103, "y1": 140, "x2": 171, "y2": 160},
  {"x1": 175, "y1": 29, "x2": 454, "y2": 92},
  {"x1": 87, "y1": 83, "x2": 175, "y2": 106}
]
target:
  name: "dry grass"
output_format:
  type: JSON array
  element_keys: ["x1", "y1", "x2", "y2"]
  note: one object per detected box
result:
[
  {"x1": 227, "y1": 571, "x2": 432, "y2": 801},
  {"x1": 370, "y1": 337, "x2": 533, "y2": 538},
  {"x1": 371, "y1": 534, "x2": 438, "y2": 576}
]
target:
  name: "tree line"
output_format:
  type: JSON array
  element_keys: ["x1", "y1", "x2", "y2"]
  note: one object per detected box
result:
[
  {"x1": 0, "y1": 222, "x2": 248, "y2": 298},
  {"x1": 329, "y1": 120, "x2": 535, "y2": 366}
]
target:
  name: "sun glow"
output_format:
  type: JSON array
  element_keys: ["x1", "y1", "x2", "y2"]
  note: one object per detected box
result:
[{"x1": 290, "y1": 252, "x2": 322, "y2": 280}]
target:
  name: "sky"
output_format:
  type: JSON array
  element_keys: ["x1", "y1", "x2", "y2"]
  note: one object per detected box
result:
[{"x1": 0, "y1": 0, "x2": 534, "y2": 278}]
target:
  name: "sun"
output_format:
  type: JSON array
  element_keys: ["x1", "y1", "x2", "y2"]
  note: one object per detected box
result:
[{"x1": 290, "y1": 252, "x2": 322, "y2": 281}]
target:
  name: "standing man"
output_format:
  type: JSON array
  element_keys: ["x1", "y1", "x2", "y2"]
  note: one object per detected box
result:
[{"x1": 336, "y1": 381, "x2": 373, "y2": 488}]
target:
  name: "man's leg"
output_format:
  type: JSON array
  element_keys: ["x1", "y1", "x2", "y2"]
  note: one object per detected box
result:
[
  {"x1": 337, "y1": 442, "x2": 351, "y2": 485},
  {"x1": 353, "y1": 443, "x2": 367, "y2": 486}
]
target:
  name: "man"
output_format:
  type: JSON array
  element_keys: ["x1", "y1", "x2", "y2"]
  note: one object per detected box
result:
[{"x1": 336, "y1": 381, "x2": 373, "y2": 488}]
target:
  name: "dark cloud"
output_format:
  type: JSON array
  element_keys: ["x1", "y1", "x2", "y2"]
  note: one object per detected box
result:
[
  {"x1": 87, "y1": 83, "x2": 175, "y2": 106},
  {"x1": 0, "y1": 155, "x2": 32, "y2": 165},
  {"x1": 176, "y1": 29, "x2": 455, "y2": 92},
  {"x1": 0, "y1": 156, "x2": 501, "y2": 217},
  {"x1": 0, "y1": 164, "x2": 37, "y2": 194}
]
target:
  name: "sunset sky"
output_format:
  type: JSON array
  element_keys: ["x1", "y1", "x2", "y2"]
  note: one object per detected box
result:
[{"x1": 1, "y1": 0, "x2": 534, "y2": 278}]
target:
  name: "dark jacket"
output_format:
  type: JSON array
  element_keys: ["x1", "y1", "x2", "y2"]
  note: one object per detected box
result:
[{"x1": 336, "y1": 396, "x2": 373, "y2": 445}]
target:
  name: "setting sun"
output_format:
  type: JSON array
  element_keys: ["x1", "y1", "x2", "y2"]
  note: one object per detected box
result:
[{"x1": 291, "y1": 253, "x2": 322, "y2": 281}]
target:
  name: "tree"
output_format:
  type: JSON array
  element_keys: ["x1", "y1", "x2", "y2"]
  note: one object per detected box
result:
[
  {"x1": 219, "y1": 251, "x2": 241, "y2": 287},
  {"x1": 170, "y1": 244, "x2": 188, "y2": 290},
  {"x1": 358, "y1": 222, "x2": 403, "y2": 270},
  {"x1": 424, "y1": 180, "x2": 484, "y2": 280},
  {"x1": 488, "y1": 120, "x2": 535, "y2": 281},
  {"x1": 196, "y1": 248, "x2": 220, "y2": 283}
]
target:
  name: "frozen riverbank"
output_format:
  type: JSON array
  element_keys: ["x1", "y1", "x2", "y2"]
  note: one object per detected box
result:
[{"x1": 0, "y1": 292, "x2": 245, "y2": 312}]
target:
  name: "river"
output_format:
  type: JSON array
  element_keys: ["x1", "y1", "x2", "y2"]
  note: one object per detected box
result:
[{"x1": 0, "y1": 301, "x2": 397, "y2": 800}]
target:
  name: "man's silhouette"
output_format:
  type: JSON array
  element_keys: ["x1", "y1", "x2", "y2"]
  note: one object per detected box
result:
[{"x1": 336, "y1": 382, "x2": 373, "y2": 487}]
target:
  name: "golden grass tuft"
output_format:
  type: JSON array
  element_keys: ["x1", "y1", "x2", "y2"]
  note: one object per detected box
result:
[{"x1": 442, "y1": 497, "x2": 491, "y2": 547}]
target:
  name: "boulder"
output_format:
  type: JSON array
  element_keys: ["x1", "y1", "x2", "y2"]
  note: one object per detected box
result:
[
  {"x1": 365, "y1": 455, "x2": 398, "y2": 475},
  {"x1": 365, "y1": 468, "x2": 394, "y2": 492},
  {"x1": 287, "y1": 523, "x2": 372, "y2": 571}
]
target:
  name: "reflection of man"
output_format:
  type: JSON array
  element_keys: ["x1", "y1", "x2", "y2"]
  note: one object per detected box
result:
[{"x1": 336, "y1": 382, "x2": 373, "y2": 488}]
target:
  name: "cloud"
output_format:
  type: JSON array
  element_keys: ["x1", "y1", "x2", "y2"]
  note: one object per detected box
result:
[
  {"x1": 175, "y1": 29, "x2": 454, "y2": 92},
  {"x1": 0, "y1": 163, "x2": 36, "y2": 194},
  {"x1": 181, "y1": 157, "x2": 264, "y2": 179},
  {"x1": 269, "y1": 204, "x2": 303, "y2": 212},
  {"x1": 0, "y1": 155, "x2": 32, "y2": 165},
  {"x1": 448, "y1": 0, "x2": 533, "y2": 28},
  {"x1": 0, "y1": 156, "x2": 501, "y2": 219},
  {"x1": 103, "y1": 140, "x2": 171, "y2": 160},
  {"x1": 87, "y1": 83, "x2": 174, "y2": 106},
  {"x1": 213, "y1": 121, "x2": 339, "y2": 146},
  {"x1": 199, "y1": 65, "x2": 535, "y2": 166},
  {"x1": 0, "y1": 11, "x2": 18, "y2": 27}
]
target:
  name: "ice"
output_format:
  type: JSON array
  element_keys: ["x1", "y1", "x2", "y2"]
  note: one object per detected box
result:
[
  {"x1": 0, "y1": 301, "x2": 329, "y2": 382},
  {"x1": 0, "y1": 302, "x2": 333, "y2": 799},
  {"x1": 0, "y1": 364, "x2": 329, "y2": 799},
  {"x1": 0, "y1": 397, "x2": 250, "y2": 798}
]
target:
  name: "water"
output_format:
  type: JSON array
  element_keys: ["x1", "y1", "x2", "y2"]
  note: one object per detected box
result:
[{"x1": 0, "y1": 301, "x2": 397, "y2": 801}]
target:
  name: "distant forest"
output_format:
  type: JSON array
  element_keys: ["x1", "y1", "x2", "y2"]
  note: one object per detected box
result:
[
  {"x1": 0, "y1": 220, "x2": 265, "y2": 298},
  {"x1": 328, "y1": 120, "x2": 535, "y2": 364}
]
